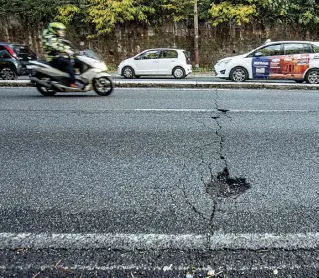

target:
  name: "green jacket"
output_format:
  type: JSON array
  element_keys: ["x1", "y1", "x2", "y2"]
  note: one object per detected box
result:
[{"x1": 42, "y1": 29, "x2": 71, "y2": 61}]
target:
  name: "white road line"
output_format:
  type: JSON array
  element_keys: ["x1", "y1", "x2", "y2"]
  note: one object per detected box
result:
[
  {"x1": 130, "y1": 109, "x2": 313, "y2": 113},
  {"x1": 0, "y1": 108, "x2": 314, "y2": 113},
  {"x1": 45, "y1": 262, "x2": 319, "y2": 272},
  {"x1": 119, "y1": 87, "x2": 232, "y2": 91},
  {"x1": 0, "y1": 232, "x2": 318, "y2": 251},
  {"x1": 0, "y1": 263, "x2": 318, "y2": 272}
]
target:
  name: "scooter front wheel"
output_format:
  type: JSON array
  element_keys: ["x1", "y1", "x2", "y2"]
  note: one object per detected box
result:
[{"x1": 93, "y1": 77, "x2": 114, "y2": 96}]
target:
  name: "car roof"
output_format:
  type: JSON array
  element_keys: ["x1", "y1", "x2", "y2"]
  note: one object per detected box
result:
[
  {"x1": 144, "y1": 48, "x2": 186, "y2": 51},
  {"x1": 265, "y1": 40, "x2": 319, "y2": 45},
  {"x1": 0, "y1": 42, "x2": 28, "y2": 46}
]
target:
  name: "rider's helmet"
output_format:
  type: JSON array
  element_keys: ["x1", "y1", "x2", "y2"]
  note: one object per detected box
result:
[{"x1": 48, "y1": 22, "x2": 66, "y2": 37}]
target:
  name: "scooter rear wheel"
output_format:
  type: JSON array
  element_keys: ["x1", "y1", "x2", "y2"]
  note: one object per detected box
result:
[
  {"x1": 36, "y1": 85, "x2": 56, "y2": 96},
  {"x1": 93, "y1": 77, "x2": 114, "y2": 96},
  {"x1": 34, "y1": 74, "x2": 56, "y2": 96}
]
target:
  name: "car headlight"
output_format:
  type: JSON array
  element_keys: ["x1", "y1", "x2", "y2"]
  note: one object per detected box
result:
[{"x1": 219, "y1": 59, "x2": 232, "y2": 65}]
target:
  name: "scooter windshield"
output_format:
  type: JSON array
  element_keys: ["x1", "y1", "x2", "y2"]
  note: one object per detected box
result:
[{"x1": 81, "y1": 50, "x2": 103, "y2": 61}]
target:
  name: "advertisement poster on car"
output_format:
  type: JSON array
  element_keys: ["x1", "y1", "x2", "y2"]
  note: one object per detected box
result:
[
  {"x1": 253, "y1": 54, "x2": 310, "y2": 79},
  {"x1": 252, "y1": 58, "x2": 271, "y2": 79},
  {"x1": 274, "y1": 54, "x2": 310, "y2": 79}
]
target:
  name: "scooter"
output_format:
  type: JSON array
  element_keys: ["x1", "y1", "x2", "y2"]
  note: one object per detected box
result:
[{"x1": 28, "y1": 49, "x2": 114, "y2": 96}]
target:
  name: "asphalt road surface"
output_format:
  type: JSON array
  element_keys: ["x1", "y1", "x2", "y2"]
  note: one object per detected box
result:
[{"x1": 0, "y1": 87, "x2": 318, "y2": 277}]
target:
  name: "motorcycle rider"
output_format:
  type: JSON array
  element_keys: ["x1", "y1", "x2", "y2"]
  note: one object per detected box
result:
[{"x1": 42, "y1": 22, "x2": 79, "y2": 88}]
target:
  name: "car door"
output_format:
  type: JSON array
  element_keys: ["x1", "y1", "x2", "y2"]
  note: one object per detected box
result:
[
  {"x1": 250, "y1": 44, "x2": 283, "y2": 79},
  {"x1": 134, "y1": 50, "x2": 160, "y2": 75},
  {"x1": 281, "y1": 43, "x2": 312, "y2": 80},
  {"x1": 0, "y1": 46, "x2": 11, "y2": 63},
  {"x1": 157, "y1": 50, "x2": 178, "y2": 75}
]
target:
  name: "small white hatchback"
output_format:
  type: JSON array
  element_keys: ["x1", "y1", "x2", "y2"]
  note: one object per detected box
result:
[
  {"x1": 214, "y1": 40, "x2": 319, "y2": 84},
  {"x1": 118, "y1": 48, "x2": 192, "y2": 79}
]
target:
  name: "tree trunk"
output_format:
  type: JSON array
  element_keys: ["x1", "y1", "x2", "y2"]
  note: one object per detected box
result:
[{"x1": 194, "y1": 0, "x2": 199, "y2": 68}]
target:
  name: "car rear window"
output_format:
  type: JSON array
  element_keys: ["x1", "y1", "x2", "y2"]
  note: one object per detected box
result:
[
  {"x1": 161, "y1": 50, "x2": 178, "y2": 59},
  {"x1": 312, "y1": 43, "x2": 319, "y2": 53},
  {"x1": 284, "y1": 43, "x2": 313, "y2": 55},
  {"x1": 11, "y1": 45, "x2": 35, "y2": 56},
  {"x1": 183, "y1": 51, "x2": 191, "y2": 64}
]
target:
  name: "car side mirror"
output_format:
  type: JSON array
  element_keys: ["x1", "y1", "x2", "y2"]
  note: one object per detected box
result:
[
  {"x1": 254, "y1": 52, "x2": 263, "y2": 57},
  {"x1": 134, "y1": 56, "x2": 141, "y2": 60}
]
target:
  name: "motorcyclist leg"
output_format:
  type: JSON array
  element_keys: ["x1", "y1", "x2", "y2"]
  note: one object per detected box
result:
[
  {"x1": 50, "y1": 57, "x2": 76, "y2": 86},
  {"x1": 73, "y1": 58, "x2": 84, "y2": 74}
]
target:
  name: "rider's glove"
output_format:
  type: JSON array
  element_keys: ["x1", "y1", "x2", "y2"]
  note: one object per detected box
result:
[{"x1": 65, "y1": 49, "x2": 74, "y2": 56}]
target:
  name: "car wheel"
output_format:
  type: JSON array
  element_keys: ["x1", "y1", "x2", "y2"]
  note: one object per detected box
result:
[
  {"x1": 122, "y1": 66, "x2": 135, "y2": 79},
  {"x1": 173, "y1": 66, "x2": 186, "y2": 79},
  {"x1": 0, "y1": 67, "x2": 17, "y2": 80},
  {"x1": 305, "y1": 68, "x2": 319, "y2": 84},
  {"x1": 230, "y1": 67, "x2": 248, "y2": 82}
]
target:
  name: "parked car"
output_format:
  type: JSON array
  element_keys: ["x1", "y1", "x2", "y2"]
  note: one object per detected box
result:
[
  {"x1": 118, "y1": 48, "x2": 192, "y2": 79},
  {"x1": 214, "y1": 40, "x2": 319, "y2": 84},
  {"x1": 0, "y1": 43, "x2": 38, "y2": 80}
]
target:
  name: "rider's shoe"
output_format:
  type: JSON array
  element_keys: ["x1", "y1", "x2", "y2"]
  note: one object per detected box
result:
[{"x1": 69, "y1": 83, "x2": 79, "y2": 88}]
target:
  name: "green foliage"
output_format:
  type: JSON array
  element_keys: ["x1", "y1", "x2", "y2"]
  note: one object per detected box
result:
[
  {"x1": 0, "y1": 0, "x2": 64, "y2": 24},
  {"x1": 86, "y1": 0, "x2": 154, "y2": 36},
  {"x1": 56, "y1": 4, "x2": 81, "y2": 25},
  {"x1": 161, "y1": 0, "x2": 194, "y2": 22},
  {"x1": 161, "y1": 0, "x2": 214, "y2": 21},
  {"x1": 209, "y1": 1, "x2": 257, "y2": 26},
  {"x1": 0, "y1": 0, "x2": 318, "y2": 34},
  {"x1": 208, "y1": 0, "x2": 318, "y2": 29}
]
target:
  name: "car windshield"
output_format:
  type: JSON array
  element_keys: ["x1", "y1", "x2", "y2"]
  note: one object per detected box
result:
[{"x1": 81, "y1": 50, "x2": 103, "y2": 61}]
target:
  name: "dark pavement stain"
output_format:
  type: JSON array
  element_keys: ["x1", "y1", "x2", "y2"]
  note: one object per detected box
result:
[{"x1": 205, "y1": 167, "x2": 251, "y2": 199}]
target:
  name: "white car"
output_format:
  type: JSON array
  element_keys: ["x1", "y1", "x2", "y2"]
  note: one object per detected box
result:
[
  {"x1": 118, "y1": 48, "x2": 192, "y2": 79},
  {"x1": 214, "y1": 40, "x2": 319, "y2": 84}
]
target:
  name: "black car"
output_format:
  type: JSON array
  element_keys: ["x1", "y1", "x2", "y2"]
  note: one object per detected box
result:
[{"x1": 0, "y1": 43, "x2": 38, "y2": 80}]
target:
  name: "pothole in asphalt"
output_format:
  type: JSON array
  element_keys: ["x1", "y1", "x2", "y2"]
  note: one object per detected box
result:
[{"x1": 205, "y1": 167, "x2": 251, "y2": 199}]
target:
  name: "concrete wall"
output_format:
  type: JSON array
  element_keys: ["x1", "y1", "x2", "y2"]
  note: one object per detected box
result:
[{"x1": 1, "y1": 19, "x2": 318, "y2": 68}]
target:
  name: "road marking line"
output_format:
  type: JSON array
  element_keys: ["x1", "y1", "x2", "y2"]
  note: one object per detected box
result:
[
  {"x1": 0, "y1": 263, "x2": 318, "y2": 273},
  {"x1": 0, "y1": 108, "x2": 314, "y2": 113},
  {"x1": 0, "y1": 232, "x2": 318, "y2": 250},
  {"x1": 131, "y1": 109, "x2": 313, "y2": 113}
]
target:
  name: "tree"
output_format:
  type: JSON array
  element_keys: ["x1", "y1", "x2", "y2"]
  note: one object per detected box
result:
[
  {"x1": 57, "y1": 0, "x2": 155, "y2": 36},
  {"x1": 208, "y1": 0, "x2": 319, "y2": 29},
  {"x1": 208, "y1": 0, "x2": 265, "y2": 26}
]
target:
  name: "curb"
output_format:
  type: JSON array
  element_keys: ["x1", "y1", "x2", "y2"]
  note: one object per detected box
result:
[{"x1": 1, "y1": 80, "x2": 319, "y2": 90}]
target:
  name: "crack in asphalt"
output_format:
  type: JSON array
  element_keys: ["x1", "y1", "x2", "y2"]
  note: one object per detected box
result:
[
  {"x1": 175, "y1": 160, "x2": 210, "y2": 222},
  {"x1": 206, "y1": 91, "x2": 251, "y2": 240}
]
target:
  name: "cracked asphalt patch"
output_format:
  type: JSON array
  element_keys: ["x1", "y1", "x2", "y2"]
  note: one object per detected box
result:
[{"x1": 203, "y1": 90, "x2": 252, "y2": 238}]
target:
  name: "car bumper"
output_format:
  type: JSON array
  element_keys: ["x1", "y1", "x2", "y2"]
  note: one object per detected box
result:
[
  {"x1": 214, "y1": 63, "x2": 230, "y2": 79},
  {"x1": 117, "y1": 65, "x2": 124, "y2": 76},
  {"x1": 185, "y1": 65, "x2": 192, "y2": 75}
]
